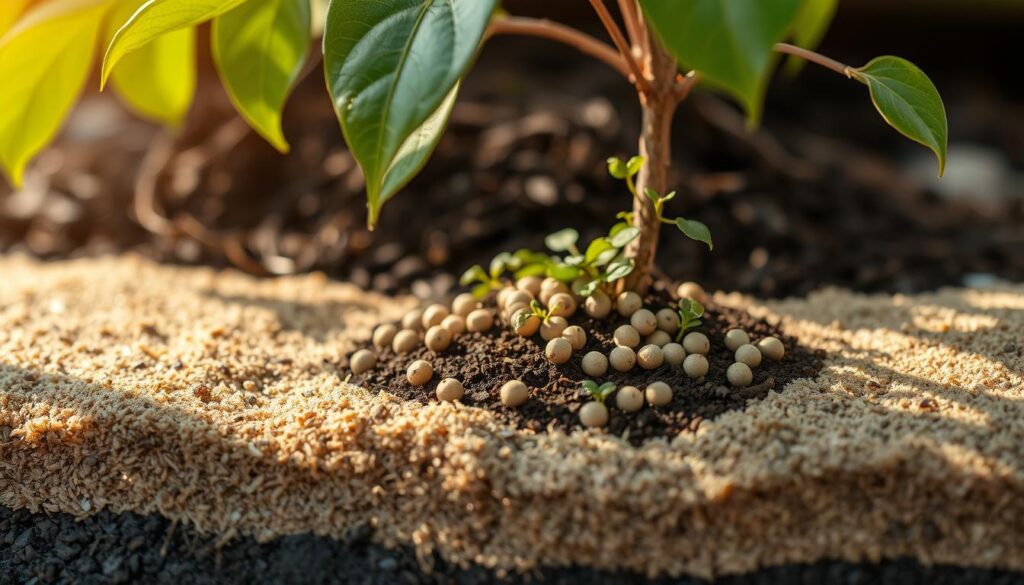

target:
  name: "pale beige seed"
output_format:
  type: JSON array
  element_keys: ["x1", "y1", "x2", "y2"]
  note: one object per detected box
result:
[
  {"x1": 406, "y1": 360, "x2": 433, "y2": 386},
  {"x1": 402, "y1": 309, "x2": 424, "y2": 331},
  {"x1": 630, "y1": 309, "x2": 657, "y2": 336},
  {"x1": 727, "y1": 362, "x2": 753, "y2": 387},
  {"x1": 503, "y1": 290, "x2": 534, "y2": 311},
  {"x1": 504, "y1": 302, "x2": 529, "y2": 321},
  {"x1": 615, "y1": 386, "x2": 643, "y2": 412},
  {"x1": 683, "y1": 354, "x2": 709, "y2": 379},
  {"x1": 421, "y1": 304, "x2": 449, "y2": 329},
  {"x1": 570, "y1": 278, "x2": 590, "y2": 300},
  {"x1": 435, "y1": 378, "x2": 464, "y2": 402},
  {"x1": 579, "y1": 401, "x2": 609, "y2": 428},
  {"x1": 663, "y1": 343, "x2": 686, "y2": 366},
  {"x1": 451, "y1": 293, "x2": 480, "y2": 317},
  {"x1": 516, "y1": 275, "x2": 543, "y2": 297},
  {"x1": 561, "y1": 325, "x2": 586, "y2": 351},
  {"x1": 500, "y1": 380, "x2": 529, "y2": 407},
  {"x1": 637, "y1": 344, "x2": 664, "y2": 370},
  {"x1": 547, "y1": 293, "x2": 577, "y2": 318},
  {"x1": 496, "y1": 287, "x2": 516, "y2": 311},
  {"x1": 441, "y1": 314, "x2": 465, "y2": 335},
  {"x1": 682, "y1": 332, "x2": 710, "y2": 355},
  {"x1": 645, "y1": 381, "x2": 672, "y2": 407},
  {"x1": 646, "y1": 330, "x2": 672, "y2": 347},
  {"x1": 584, "y1": 291, "x2": 612, "y2": 319},
  {"x1": 425, "y1": 326, "x2": 452, "y2": 352},
  {"x1": 539, "y1": 278, "x2": 569, "y2": 305},
  {"x1": 350, "y1": 349, "x2": 377, "y2": 375},
  {"x1": 735, "y1": 344, "x2": 762, "y2": 368},
  {"x1": 757, "y1": 336, "x2": 785, "y2": 361},
  {"x1": 656, "y1": 308, "x2": 680, "y2": 334},
  {"x1": 511, "y1": 309, "x2": 540, "y2": 337},
  {"x1": 466, "y1": 309, "x2": 494, "y2": 333},
  {"x1": 539, "y1": 316, "x2": 568, "y2": 341},
  {"x1": 676, "y1": 281, "x2": 707, "y2": 303},
  {"x1": 545, "y1": 337, "x2": 573, "y2": 365},
  {"x1": 372, "y1": 324, "x2": 398, "y2": 349},
  {"x1": 581, "y1": 351, "x2": 608, "y2": 377},
  {"x1": 616, "y1": 291, "x2": 642, "y2": 317},
  {"x1": 724, "y1": 328, "x2": 750, "y2": 352},
  {"x1": 613, "y1": 324, "x2": 640, "y2": 348},
  {"x1": 392, "y1": 330, "x2": 420, "y2": 354},
  {"x1": 609, "y1": 346, "x2": 636, "y2": 372}
]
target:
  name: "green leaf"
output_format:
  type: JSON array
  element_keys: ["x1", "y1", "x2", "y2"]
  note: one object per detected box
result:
[
  {"x1": 548, "y1": 264, "x2": 581, "y2": 282},
  {"x1": 581, "y1": 380, "x2": 599, "y2": 395},
  {"x1": 661, "y1": 190, "x2": 676, "y2": 202},
  {"x1": 514, "y1": 263, "x2": 549, "y2": 279},
  {"x1": 324, "y1": 0, "x2": 495, "y2": 227},
  {"x1": 607, "y1": 157, "x2": 628, "y2": 179},
  {"x1": 0, "y1": 0, "x2": 108, "y2": 186},
  {"x1": 851, "y1": 56, "x2": 948, "y2": 176},
  {"x1": 545, "y1": 228, "x2": 579, "y2": 252},
  {"x1": 643, "y1": 187, "x2": 660, "y2": 204},
  {"x1": 583, "y1": 238, "x2": 614, "y2": 265},
  {"x1": 784, "y1": 0, "x2": 837, "y2": 76},
  {"x1": 640, "y1": 0, "x2": 801, "y2": 123},
  {"x1": 489, "y1": 252, "x2": 511, "y2": 279},
  {"x1": 460, "y1": 265, "x2": 486, "y2": 286},
  {"x1": 471, "y1": 282, "x2": 492, "y2": 299},
  {"x1": 212, "y1": 0, "x2": 310, "y2": 152},
  {"x1": 604, "y1": 259, "x2": 634, "y2": 283},
  {"x1": 102, "y1": 0, "x2": 251, "y2": 88},
  {"x1": 608, "y1": 226, "x2": 640, "y2": 248},
  {"x1": 625, "y1": 155, "x2": 644, "y2": 176},
  {"x1": 573, "y1": 279, "x2": 600, "y2": 297},
  {"x1": 105, "y1": 0, "x2": 196, "y2": 127},
  {"x1": 675, "y1": 217, "x2": 714, "y2": 250}
]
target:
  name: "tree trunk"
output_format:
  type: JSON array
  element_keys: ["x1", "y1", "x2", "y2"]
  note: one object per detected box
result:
[{"x1": 622, "y1": 21, "x2": 678, "y2": 293}]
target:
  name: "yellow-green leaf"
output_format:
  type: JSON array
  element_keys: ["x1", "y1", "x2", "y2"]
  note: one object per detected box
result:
[
  {"x1": 102, "y1": 0, "x2": 251, "y2": 88},
  {"x1": 0, "y1": 0, "x2": 108, "y2": 186},
  {"x1": 784, "y1": 0, "x2": 838, "y2": 75},
  {"x1": 212, "y1": 0, "x2": 310, "y2": 152},
  {"x1": 852, "y1": 56, "x2": 948, "y2": 176},
  {"x1": 106, "y1": 0, "x2": 196, "y2": 126}
]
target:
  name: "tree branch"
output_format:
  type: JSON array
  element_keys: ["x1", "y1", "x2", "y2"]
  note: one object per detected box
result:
[
  {"x1": 675, "y1": 70, "x2": 700, "y2": 102},
  {"x1": 616, "y1": 0, "x2": 642, "y2": 50},
  {"x1": 773, "y1": 43, "x2": 853, "y2": 78},
  {"x1": 488, "y1": 16, "x2": 630, "y2": 80},
  {"x1": 588, "y1": 0, "x2": 651, "y2": 93}
]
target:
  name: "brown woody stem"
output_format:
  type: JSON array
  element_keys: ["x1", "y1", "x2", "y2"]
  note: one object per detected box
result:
[
  {"x1": 488, "y1": 16, "x2": 630, "y2": 79},
  {"x1": 774, "y1": 42, "x2": 854, "y2": 77},
  {"x1": 588, "y1": 0, "x2": 651, "y2": 93}
]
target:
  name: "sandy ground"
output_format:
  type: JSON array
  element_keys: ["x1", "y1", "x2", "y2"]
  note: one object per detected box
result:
[{"x1": 1, "y1": 254, "x2": 1022, "y2": 579}]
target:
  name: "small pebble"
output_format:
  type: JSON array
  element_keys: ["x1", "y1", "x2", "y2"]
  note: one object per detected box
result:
[
  {"x1": 545, "y1": 337, "x2": 573, "y2": 364},
  {"x1": 581, "y1": 351, "x2": 608, "y2": 377},
  {"x1": 466, "y1": 309, "x2": 494, "y2": 333},
  {"x1": 516, "y1": 275, "x2": 543, "y2": 297},
  {"x1": 441, "y1": 314, "x2": 465, "y2": 335},
  {"x1": 425, "y1": 325, "x2": 452, "y2": 352},
  {"x1": 511, "y1": 309, "x2": 540, "y2": 337},
  {"x1": 402, "y1": 308, "x2": 424, "y2": 331},
  {"x1": 645, "y1": 381, "x2": 672, "y2": 407},
  {"x1": 735, "y1": 344, "x2": 762, "y2": 368},
  {"x1": 579, "y1": 401, "x2": 609, "y2": 428},
  {"x1": 613, "y1": 324, "x2": 640, "y2": 348},
  {"x1": 663, "y1": 343, "x2": 686, "y2": 366},
  {"x1": 645, "y1": 330, "x2": 672, "y2": 347},
  {"x1": 561, "y1": 325, "x2": 587, "y2": 350},
  {"x1": 406, "y1": 360, "x2": 433, "y2": 386},
  {"x1": 630, "y1": 309, "x2": 658, "y2": 336},
  {"x1": 392, "y1": 330, "x2": 420, "y2": 354},
  {"x1": 500, "y1": 380, "x2": 529, "y2": 407},
  {"x1": 421, "y1": 304, "x2": 449, "y2": 329},
  {"x1": 615, "y1": 386, "x2": 643, "y2": 412},
  {"x1": 540, "y1": 316, "x2": 569, "y2": 341},
  {"x1": 451, "y1": 293, "x2": 479, "y2": 317},
  {"x1": 372, "y1": 324, "x2": 398, "y2": 348},
  {"x1": 682, "y1": 331, "x2": 710, "y2": 355},
  {"x1": 656, "y1": 308, "x2": 680, "y2": 334},
  {"x1": 609, "y1": 346, "x2": 636, "y2": 372},
  {"x1": 727, "y1": 362, "x2": 753, "y2": 387},
  {"x1": 616, "y1": 291, "x2": 642, "y2": 316},
  {"x1": 350, "y1": 349, "x2": 377, "y2": 375},
  {"x1": 757, "y1": 336, "x2": 785, "y2": 361},
  {"x1": 724, "y1": 328, "x2": 750, "y2": 351},
  {"x1": 683, "y1": 354, "x2": 709, "y2": 378},
  {"x1": 584, "y1": 291, "x2": 612, "y2": 319},
  {"x1": 676, "y1": 281, "x2": 707, "y2": 303},
  {"x1": 435, "y1": 378, "x2": 464, "y2": 402},
  {"x1": 637, "y1": 344, "x2": 664, "y2": 370},
  {"x1": 547, "y1": 292, "x2": 577, "y2": 318}
]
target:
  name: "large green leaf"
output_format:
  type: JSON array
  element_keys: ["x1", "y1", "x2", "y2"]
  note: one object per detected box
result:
[
  {"x1": 212, "y1": 0, "x2": 311, "y2": 152},
  {"x1": 784, "y1": 0, "x2": 838, "y2": 75},
  {"x1": 106, "y1": 0, "x2": 196, "y2": 127},
  {"x1": 640, "y1": 0, "x2": 801, "y2": 123},
  {"x1": 324, "y1": 0, "x2": 496, "y2": 226},
  {"x1": 852, "y1": 56, "x2": 948, "y2": 176},
  {"x1": 102, "y1": 0, "x2": 251, "y2": 87},
  {"x1": 0, "y1": 0, "x2": 108, "y2": 186}
]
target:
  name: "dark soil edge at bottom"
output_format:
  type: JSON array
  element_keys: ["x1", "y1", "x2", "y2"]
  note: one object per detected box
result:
[{"x1": 2, "y1": 506, "x2": 1022, "y2": 585}]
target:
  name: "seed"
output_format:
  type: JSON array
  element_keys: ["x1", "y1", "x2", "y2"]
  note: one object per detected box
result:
[
  {"x1": 727, "y1": 362, "x2": 753, "y2": 387},
  {"x1": 682, "y1": 332, "x2": 710, "y2": 355},
  {"x1": 646, "y1": 330, "x2": 672, "y2": 347},
  {"x1": 451, "y1": 293, "x2": 480, "y2": 317},
  {"x1": 663, "y1": 343, "x2": 686, "y2": 366},
  {"x1": 645, "y1": 381, "x2": 672, "y2": 407},
  {"x1": 539, "y1": 316, "x2": 568, "y2": 341},
  {"x1": 516, "y1": 276, "x2": 543, "y2": 297},
  {"x1": 511, "y1": 309, "x2": 540, "y2": 337},
  {"x1": 616, "y1": 291, "x2": 642, "y2": 317},
  {"x1": 656, "y1": 308, "x2": 680, "y2": 334},
  {"x1": 724, "y1": 328, "x2": 750, "y2": 351},
  {"x1": 757, "y1": 336, "x2": 785, "y2": 361},
  {"x1": 609, "y1": 346, "x2": 636, "y2": 372},
  {"x1": 579, "y1": 401, "x2": 609, "y2": 428},
  {"x1": 539, "y1": 278, "x2": 569, "y2": 305},
  {"x1": 630, "y1": 309, "x2": 658, "y2": 336},
  {"x1": 584, "y1": 291, "x2": 612, "y2": 319},
  {"x1": 637, "y1": 344, "x2": 664, "y2": 370},
  {"x1": 613, "y1": 324, "x2": 640, "y2": 348},
  {"x1": 545, "y1": 338, "x2": 573, "y2": 364},
  {"x1": 496, "y1": 287, "x2": 516, "y2": 310},
  {"x1": 683, "y1": 354, "x2": 709, "y2": 378},
  {"x1": 466, "y1": 309, "x2": 494, "y2": 333},
  {"x1": 504, "y1": 302, "x2": 529, "y2": 321},
  {"x1": 402, "y1": 309, "x2": 424, "y2": 331},
  {"x1": 350, "y1": 349, "x2": 377, "y2": 375},
  {"x1": 500, "y1": 380, "x2": 529, "y2": 407},
  {"x1": 561, "y1": 325, "x2": 586, "y2": 351},
  {"x1": 581, "y1": 351, "x2": 608, "y2": 377},
  {"x1": 392, "y1": 330, "x2": 420, "y2": 354},
  {"x1": 425, "y1": 325, "x2": 452, "y2": 352},
  {"x1": 547, "y1": 292, "x2": 577, "y2": 318},
  {"x1": 406, "y1": 360, "x2": 433, "y2": 386},
  {"x1": 441, "y1": 314, "x2": 465, "y2": 335},
  {"x1": 676, "y1": 281, "x2": 707, "y2": 303},
  {"x1": 422, "y1": 304, "x2": 449, "y2": 329},
  {"x1": 372, "y1": 324, "x2": 398, "y2": 349},
  {"x1": 503, "y1": 290, "x2": 534, "y2": 311},
  {"x1": 436, "y1": 378, "x2": 464, "y2": 402},
  {"x1": 615, "y1": 386, "x2": 643, "y2": 412},
  {"x1": 735, "y1": 344, "x2": 762, "y2": 368},
  {"x1": 570, "y1": 278, "x2": 590, "y2": 299}
]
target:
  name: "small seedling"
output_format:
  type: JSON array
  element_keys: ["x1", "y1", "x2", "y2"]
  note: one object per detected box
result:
[
  {"x1": 581, "y1": 380, "x2": 617, "y2": 404},
  {"x1": 461, "y1": 250, "x2": 549, "y2": 299},
  {"x1": 513, "y1": 299, "x2": 564, "y2": 331},
  {"x1": 675, "y1": 298, "x2": 705, "y2": 342}
]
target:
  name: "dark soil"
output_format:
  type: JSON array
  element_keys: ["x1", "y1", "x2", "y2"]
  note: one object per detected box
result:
[
  {"x1": 3, "y1": 505, "x2": 1023, "y2": 585},
  {"x1": 350, "y1": 289, "x2": 823, "y2": 445}
]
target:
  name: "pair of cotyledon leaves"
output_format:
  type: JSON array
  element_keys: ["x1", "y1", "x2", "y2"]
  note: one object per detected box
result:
[{"x1": 0, "y1": 0, "x2": 947, "y2": 224}]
